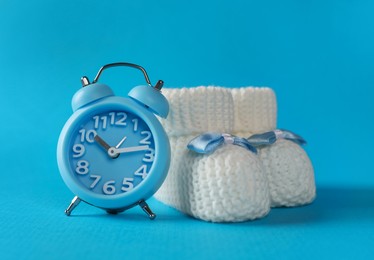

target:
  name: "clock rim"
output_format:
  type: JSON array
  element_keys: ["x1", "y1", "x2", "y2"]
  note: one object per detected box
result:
[{"x1": 57, "y1": 96, "x2": 171, "y2": 210}]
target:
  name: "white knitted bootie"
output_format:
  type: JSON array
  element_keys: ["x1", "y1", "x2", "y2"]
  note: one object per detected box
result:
[
  {"x1": 231, "y1": 88, "x2": 316, "y2": 207},
  {"x1": 155, "y1": 87, "x2": 270, "y2": 222},
  {"x1": 258, "y1": 139, "x2": 315, "y2": 207}
]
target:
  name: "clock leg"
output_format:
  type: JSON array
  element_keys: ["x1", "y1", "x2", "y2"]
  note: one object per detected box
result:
[
  {"x1": 139, "y1": 200, "x2": 156, "y2": 220},
  {"x1": 106, "y1": 209, "x2": 119, "y2": 215},
  {"x1": 65, "y1": 196, "x2": 81, "y2": 216}
]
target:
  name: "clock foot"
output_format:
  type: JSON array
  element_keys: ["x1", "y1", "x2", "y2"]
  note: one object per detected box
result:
[
  {"x1": 139, "y1": 200, "x2": 156, "y2": 220},
  {"x1": 106, "y1": 209, "x2": 119, "y2": 215},
  {"x1": 65, "y1": 196, "x2": 81, "y2": 216}
]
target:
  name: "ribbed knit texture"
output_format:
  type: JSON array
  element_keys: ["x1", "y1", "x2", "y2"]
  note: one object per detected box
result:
[
  {"x1": 155, "y1": 86, "x2": 316, "y2": 222},
  {"x1": 155, "y1": 136, "x2": 270, "y2": 222},
  {"x1": 231, "y1": 87, "x2": 277, "y2": 133},
  {"x1": 160, "y1": 86, "x2": 278, "y2": 136},
  {"x1": 258, "y1": 139, "x2": 316, "y2": 207},
  {"x1": 160, "y1": 87, "x2": 234, "y2": 136},
  {"x1": 231, "y1": 88, "x2": 316, "y2": 208}
]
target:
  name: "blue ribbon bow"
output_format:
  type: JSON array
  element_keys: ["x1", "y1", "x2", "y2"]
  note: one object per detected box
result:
[
  {"x1": 247, "y1": 129, "x2": 306, "y2": 146},
  {"x1": 187, "y1": 133, "x2": 258, "y2": 154},
  {"x1": 187, "y1": 129, "x2": 306, "y2": 155}
]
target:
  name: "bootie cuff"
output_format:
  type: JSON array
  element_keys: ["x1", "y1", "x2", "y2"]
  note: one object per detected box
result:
[
  {"x1": 231, "y1": 87, "x2": 277, "y2": 133},
  {"x1": 160, "y1": 86, "x2": 234, "y2": 137}
]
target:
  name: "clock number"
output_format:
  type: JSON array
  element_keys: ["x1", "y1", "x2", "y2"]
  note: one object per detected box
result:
[
  {"x1": 102, "y1": 116, "x2": 108, "y2": 129},
  {"x1": 132, "y1": 118, "x2": 138, "y2": 132},
  {"x1": 93, "y1": 116, "x2": 108, "y2": 129},
  {"x1": 93, "y1": 116, "x2": 99, "y2": 129},
  {"x1": 121, "y1": 178, "x2": 134, "y2": 192},
  {"x1": 94, "y1": 115, "x2": 106, "y2": 129},
  {"x1": 139, "y1": 131, "x2": 152, "y2": 144},
  {"x1": 90, "y1": 175, "x2": 102, "y2": 189},
  {"x1": 101, "y1": 116, "x2": 108, "y2": 129},
  {"x1": 103, "y1": 180, "x2": 116, "y2": 195},
  {"x1": 109, "y1": 112, "x2": 116, "y2": 125},
  {"x1": 72, "y1": 144, "x2": 85, "y2": 158},
  {"x1": 134, "y1": 165, "x2": 148, "y2": 179},
  {"x1": 76, "y1": 160, "x2": 89, "y2": 175},
  {"x1": 79, "y1": 129, "x2": 96, "y2": 143},
  {"x1": 94, "y1": 112, "x2": 127, "y2": 129},
  {"x1": 114, "y1": 112, "x2": 127, "y2": 126},
  {"x1": 143, "y1": 148, "x2": 155, "y2": 162},
  {"x1": 86, "y1": 130, "x2": 96, "y2": 143},
  {"x1": 79, "y1": 129, "x2": 85, "y2": 142}
]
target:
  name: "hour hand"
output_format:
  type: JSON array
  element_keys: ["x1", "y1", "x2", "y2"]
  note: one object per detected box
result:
[
  {"x1": 94, "y1": 134, "x2": 119, "y2": 158},
  {"x1": 94, "y1": 134, "x2": 111, "y2": 151}
]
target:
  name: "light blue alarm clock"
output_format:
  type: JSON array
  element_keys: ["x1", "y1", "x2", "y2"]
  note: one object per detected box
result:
[{"x1": 57, "y1": 62, "x2": 170, "y2": 219}]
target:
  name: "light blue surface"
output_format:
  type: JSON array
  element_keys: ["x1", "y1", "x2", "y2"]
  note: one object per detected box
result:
[{"x1": 1, "y1": 0, "x2": 373, "y2": 259}]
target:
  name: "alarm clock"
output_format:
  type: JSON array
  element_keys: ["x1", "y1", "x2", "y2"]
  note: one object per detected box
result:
[{"x1": 57, "y1": 62, "x2": 171, "y2": 219}]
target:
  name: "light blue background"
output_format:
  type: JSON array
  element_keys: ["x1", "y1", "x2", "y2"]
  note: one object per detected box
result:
[{"x1": 1, "y1": 0, "x2": 373, "y2": 259}]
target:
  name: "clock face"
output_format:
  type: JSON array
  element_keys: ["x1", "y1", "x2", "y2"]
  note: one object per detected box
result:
[{"x1": 68, "y1": 110, "x2": 155, "y2": 196}]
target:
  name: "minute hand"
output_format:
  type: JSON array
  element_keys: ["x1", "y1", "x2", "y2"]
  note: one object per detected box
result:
[{"x1": 113, "y1": 145, "x2": 149, "y2": 154}]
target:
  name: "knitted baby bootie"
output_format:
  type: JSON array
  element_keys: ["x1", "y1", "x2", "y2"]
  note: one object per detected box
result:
[
  {"x1": 260, "y1": 139, "x2": 315, "y2": 207},
  {"x1": 155, "y1": 87, "x2": 270, "y2": 222},
  {"x1": 231, "y1": 88, "x2": 316, "y2": 207}
]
